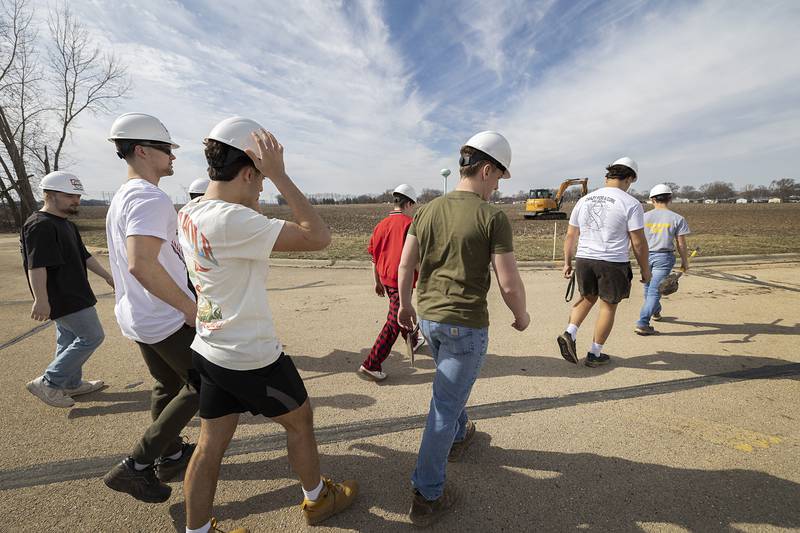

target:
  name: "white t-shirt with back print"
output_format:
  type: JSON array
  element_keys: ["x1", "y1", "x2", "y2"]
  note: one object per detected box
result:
[
  {"x1": 569, "y1": 186, "x2": 645, "y2": 263},
  {"x1": 106, "y1": 178, "x2": 195, "y2": 344},
  {"x1": 178, "y1": 198, "x2": 285, "y2": 371}
]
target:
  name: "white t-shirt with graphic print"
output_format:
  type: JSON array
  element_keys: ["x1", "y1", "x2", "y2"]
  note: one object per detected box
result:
[
  {"x1": 106, "y1": 178, "x2": 195, "y2": 344},
  {"x1": 569, "y1": 186, "x2": 645, "y2": 263},
  {"x1": 178, "y1": 199, "x2": 285, "y2": 371}
]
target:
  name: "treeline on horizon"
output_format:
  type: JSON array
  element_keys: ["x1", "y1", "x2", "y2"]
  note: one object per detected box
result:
[{"x1": 276, "y1": 177, "x2": 799, "y2": 205}]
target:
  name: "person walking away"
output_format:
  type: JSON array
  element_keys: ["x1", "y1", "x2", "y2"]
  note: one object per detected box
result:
[
  {"x1": 188, "y1": 177, "x2": 210, "y2": 200},
  {"x1": 398, "y1": 131, "x2": 529, "y2": 527},
  {"x1": 22, "y1": 171, "x2": 112, "y2": 408},
  {"x1": 557, "y1": 157, "x2": 651, "y2": 367},
  {"x1": 179, "y1": 117, "x2": 357, "y2": 533},
  {"x1": 634, "y1": 184, "x2": 690, "y2": 334},
  {"x1": 358, "y1": 183, "x2": 423, "y2": 382},
  {"x1": 102, "y1": 112, "x2": 199, "y2": 503}
]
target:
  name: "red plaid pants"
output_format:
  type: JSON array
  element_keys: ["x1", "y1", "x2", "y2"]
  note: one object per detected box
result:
[{"x1": 362, "y1": 286, "x2": 417, "y2": 371}]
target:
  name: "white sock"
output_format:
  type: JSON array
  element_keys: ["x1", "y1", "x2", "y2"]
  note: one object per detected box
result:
[
  {"x1": 303, "y1": 478, "x2": 324, "y2": 501},
  {"x1": 165, "y1": 448, "x2": 183, "y2": 461},
  {"x1": 133, "y1": 461, "x2": 151, "y2": 471},
  {"x1": 186, "y1": 521, "x2": 211, "y2": 533},
  {"x1": 566, "y1": 324, "x2": 579, "y2": 341},
  {"x1": 590, "y1": 342, "x2": 603, "y2": 356}
]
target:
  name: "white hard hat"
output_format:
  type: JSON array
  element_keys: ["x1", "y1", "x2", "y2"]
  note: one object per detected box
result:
[
  {"x1": 463, "y1": 131, "x2": 512, "y2": 178},
  {"x1": 40, "y1": 171, "x2": 84, "y2": 195},
  {"x1": 393, "y1": 184, "x2": 417, "y2": 203},
  {"x1": 107, "y1": 112, "x2": 179, "y2": 148},
  {"x1": 610, "y1": 156, "x2": 638, "y2": 176},
  {"x1": 188, "y1": 177, "x2": 210, "y2": 194},
  {"x1": 206, "y1": 116, "x2": 264, "y2": 154},
  {"x1": 649, "y1": 184, "x2": 673, "y2": 198}
]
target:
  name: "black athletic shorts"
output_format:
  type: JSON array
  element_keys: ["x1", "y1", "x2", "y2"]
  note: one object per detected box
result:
[
  {"x1": 189, "y1": 351, "x2": 308, "y2": 419},
  {"x1": 575, "y1": 257, "x2": 633, "y2": 304}
]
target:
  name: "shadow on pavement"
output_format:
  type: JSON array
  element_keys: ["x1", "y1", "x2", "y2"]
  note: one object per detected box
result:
[
  {"x1": 654, "y1": 317, "x2": 799, "y2": 342},
  {"x1": 293, "y1": 348, "x2": 796, "y2": 384},
  {"x1": 691, "y1": 269, "x2": 800, "y2": 293},
  {"x1": 167, "y1": 436, "x2": 800, "y2": 532},
  {"x1": 67, "y1": 389, "x2": 151, "y2": 419}
]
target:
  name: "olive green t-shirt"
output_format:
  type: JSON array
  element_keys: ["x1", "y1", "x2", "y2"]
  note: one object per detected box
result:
[{"x1": 408, "y1": 190, "x2": 514, "y2": 328}]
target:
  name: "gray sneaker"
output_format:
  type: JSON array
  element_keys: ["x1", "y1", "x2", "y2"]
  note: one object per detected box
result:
[
  {"x1": 652, "y1": 311, "x2": 663, "y2": 321},
  {"x1": 448, "y1": 420, "x2": 476, "y2": 462},
  {"x1": 26, "y1": 377, "x2": 74, "y2": 408},
  {"x1": 409, "y1": 487, "x2": 457, "y2": 528},
  {"x1": 64, "y1": 379, "x2": 105, "y2": 397},
  {"x1": 103, "y1": 457, "x2": 171, "y2": 503}
]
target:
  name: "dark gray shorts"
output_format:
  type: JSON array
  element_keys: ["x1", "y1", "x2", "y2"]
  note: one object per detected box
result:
[
  {"x1": 575, "y1": 258, "x2": 633, "y2": 304},
  {"x1": 190, "y1": 351, "x2": 308, "y2": 419}
]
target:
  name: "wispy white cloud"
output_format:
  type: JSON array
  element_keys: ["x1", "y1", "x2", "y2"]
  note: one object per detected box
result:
[
  {"x1": 30, "y1": 0, "x2": 800, "y2": 201},
  {"x1": 497, "y1": 0, "x2": 800, "y2": 191}
]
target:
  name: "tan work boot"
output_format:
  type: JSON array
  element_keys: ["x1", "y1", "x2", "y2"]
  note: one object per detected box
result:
[
  {"x1": 210, "y1": 517, "x2": 249, "y2": 533},
  {"x1": 301, "y1": 477, "x2": 359, "y2": 525}
]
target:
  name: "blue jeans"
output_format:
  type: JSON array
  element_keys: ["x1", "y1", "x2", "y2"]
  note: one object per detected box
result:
[
  {"x1": 637, "y1": 252, "x2": 676, "y2": 327},
  {"x1": 412, "y1": 320, "x2": 488, "y2": 500},
  {"x1": 43, "y1": 306, "x2": 105, "y2": 389}
]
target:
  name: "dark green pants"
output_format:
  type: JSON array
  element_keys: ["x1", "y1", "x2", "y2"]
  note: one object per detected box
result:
[{"x1": 131, "y1": 325, "x2": 199, "y2": 464}]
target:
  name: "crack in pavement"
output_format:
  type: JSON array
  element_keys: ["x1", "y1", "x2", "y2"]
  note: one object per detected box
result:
[{"x1": 1, "y1": 362, "x2": 798, "y2": 491}]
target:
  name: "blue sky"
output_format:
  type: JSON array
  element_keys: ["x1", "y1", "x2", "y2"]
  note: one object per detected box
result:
[{"x1": 52, "y1": 0, "x2": 800, "y2": 201}]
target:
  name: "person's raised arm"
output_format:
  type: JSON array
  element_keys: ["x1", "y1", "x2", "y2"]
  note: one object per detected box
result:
[
  {"x1": 127, "y1": 235, "x2": 197, "y2": 325},
  {"x1": 245, "y1": 130, "x2": 330, "y2": 252},
  {"x1": 491, "y1": 252, "x2": 529, "y2": 331},
  {"x1": 629, "y1": 229, "x2": 651, "y2": 283}
]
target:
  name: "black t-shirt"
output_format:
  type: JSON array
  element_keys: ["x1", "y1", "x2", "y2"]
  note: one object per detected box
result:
[{"x1": 20, "y1": 211, "x2": 97, "y2": 319}]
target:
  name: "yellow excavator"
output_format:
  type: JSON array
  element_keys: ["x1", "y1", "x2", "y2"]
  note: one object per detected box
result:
[{"x1": 524, "y1": 178, "x2": 589, "y2": 220}]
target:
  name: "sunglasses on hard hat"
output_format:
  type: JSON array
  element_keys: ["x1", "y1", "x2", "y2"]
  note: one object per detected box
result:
[
  {"x1": 138, "y1": 141, "x2": 173, "y2": 156},
  {"x1": 459, "y1": 151, "x2": 507, "y2": 175}
]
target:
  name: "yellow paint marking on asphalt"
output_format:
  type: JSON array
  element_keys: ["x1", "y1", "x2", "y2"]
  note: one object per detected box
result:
[{"x1": 624, "y1": 414, "x2": 783, "y2": 453}]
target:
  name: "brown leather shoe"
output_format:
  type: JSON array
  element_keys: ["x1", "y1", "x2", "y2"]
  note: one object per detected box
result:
[
  {"x1": 409, "y1": 487, "x2": 457, "y2": 528},
  {"x1": 448, "y1": 420, "x2": 476, "y2": 462}
]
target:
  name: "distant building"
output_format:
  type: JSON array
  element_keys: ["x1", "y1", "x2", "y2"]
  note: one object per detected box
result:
[
  {"x1": 768, "y1": 197, "x2": 782, "y2": 203},
  {"x1": 735, "y1": 198, "x2": 748, "y2": 204}
]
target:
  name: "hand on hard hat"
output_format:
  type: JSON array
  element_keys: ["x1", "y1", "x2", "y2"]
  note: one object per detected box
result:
[{"x1": 245, "y1": 130, "x2": 286, "y2": 180}]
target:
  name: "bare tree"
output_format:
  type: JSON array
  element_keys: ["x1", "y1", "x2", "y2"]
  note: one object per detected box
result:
[
  {"x1": 0, "y1": 0, "x2": 39, "y2": 228},
  {"x1": 769, "y1": 178, "x2": 798, "y2": 201},
  {"x1": 700, "y1": 181, "x2": 735, "y2": 201},
  {"x1": 417, "y1": 188, "x2": 442, "y2": 203},
  {"x1": 663, "y1": 182, "x2": 680, "y2": 195},
  {"x1": 0, "y1": 0, "x2": 129, "y2": 229},
  {"x1": 38, "y1": 3, "x2": 129, "y2": 173}
]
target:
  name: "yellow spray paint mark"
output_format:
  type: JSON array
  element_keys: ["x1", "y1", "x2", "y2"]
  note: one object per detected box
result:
[{"x1": 625, "y1": 414, "x2": 783, "y2": 453}]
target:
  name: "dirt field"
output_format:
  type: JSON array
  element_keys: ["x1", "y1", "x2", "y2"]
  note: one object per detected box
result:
[
  {"x1": 0, "y1": 233, "x2": 798, "y2": 532},
  {"x1": 18, "y1": 202, "x2": 799, "y2": 262}
]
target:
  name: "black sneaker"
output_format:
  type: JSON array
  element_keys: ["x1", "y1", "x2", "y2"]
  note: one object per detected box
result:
[
  {"x1": 584, "y1": 352, "x2": 610, "y2": 367},
  {"x1": 557, "y1": 332, "x2": 579, "y2": 364},
  {"x1": 448, "y1": 420, "x2": 476, "y2": 462},
  {"x1": 409, "y1": 487, "x2": 457, "y2": 528},
  {"x1": 156, "y1": 441, "x2": 196, "y2": 482},
  {"x1": 103, "y1": 457, "x2": 172, "y2": 503}
]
